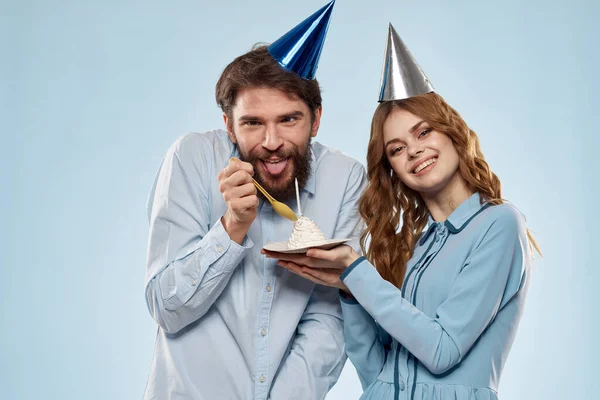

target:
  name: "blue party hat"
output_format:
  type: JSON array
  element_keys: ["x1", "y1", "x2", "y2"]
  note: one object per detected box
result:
[{"x1": 267, "y1": 0, "x2": 335, "y2": 80}]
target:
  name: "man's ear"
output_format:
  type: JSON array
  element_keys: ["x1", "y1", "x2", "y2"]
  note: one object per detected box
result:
[
  {"x1": 310, "y1": 107, "x2": 322, "y2": 138},
  {"x1": 223, "y1": 113, "x2": 237, "y2": 143}
]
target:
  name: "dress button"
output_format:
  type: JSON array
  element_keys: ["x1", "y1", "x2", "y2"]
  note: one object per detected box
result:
[
  {"x1": 266, "y1": 284, "x2": 272, "y2": 292},
  {"x1": 216, "y1": 245, "x2": 223, "y2": 253},
  {"x1": 259, "y1": 375, "x2": 266, "y2": 383},
  {"x1": 260, "y1": 328, "x2": 267, "y2": 336},
  {"x1": 399, "y1": 381, "x2": 405, "y2": 391}
]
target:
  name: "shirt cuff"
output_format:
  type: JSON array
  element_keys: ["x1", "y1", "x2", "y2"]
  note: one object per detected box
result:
[
  {"x1": 203, "y1": 218, "x2": 253, "y2": 269},
  {"x1": 162, "y1": 219, "x2": 253, "y2": 310},
  {"x1": 339, "y1": 289, "x2": 359, "y2": 304},
  {"x1": 340, "y1": 255, "x2": 366, "y2": 281}
]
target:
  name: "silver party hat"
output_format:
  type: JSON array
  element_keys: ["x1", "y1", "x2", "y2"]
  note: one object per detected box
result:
[{"x1": 378, "y1": 23, "x2": 434, "y2": 102}]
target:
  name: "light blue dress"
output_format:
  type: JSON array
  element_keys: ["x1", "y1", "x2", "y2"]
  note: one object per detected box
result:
[{"x1": 340, "y1": 193, "x2": 531, "y2": 400}]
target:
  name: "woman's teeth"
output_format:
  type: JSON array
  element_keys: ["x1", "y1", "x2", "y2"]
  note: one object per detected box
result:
[{"x1": 413, "y1": 157, "x2": 437, "y2": 174}]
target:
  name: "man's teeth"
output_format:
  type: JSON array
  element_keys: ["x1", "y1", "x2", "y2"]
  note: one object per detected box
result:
[{"x1": 413, "y1": 158, "x2": 437, "y2": 173}]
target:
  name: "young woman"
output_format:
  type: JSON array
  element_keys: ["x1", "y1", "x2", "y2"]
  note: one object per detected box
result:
[{"x1": 263, "y1": 25, "x2": 540, "y2": 399}]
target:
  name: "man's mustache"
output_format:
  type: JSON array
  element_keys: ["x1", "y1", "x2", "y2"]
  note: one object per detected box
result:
[{"x1": 247, "y1": 149, "x2": 297, "y2": 161}]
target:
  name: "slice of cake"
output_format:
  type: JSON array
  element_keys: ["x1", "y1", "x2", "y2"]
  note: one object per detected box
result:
[{"x1": 288, "y1": 216, "x2": 327, "y2": 248}]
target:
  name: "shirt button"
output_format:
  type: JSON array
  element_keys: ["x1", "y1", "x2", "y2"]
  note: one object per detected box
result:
[
  {"x1": 260, "y1": 328, "x2": 267, "y2": 336},
  {"x1": 191, "y1": 279, "x2": 197, "y2": 286},
  {"x1": 266, "y1": 284, "x2": 272, "y2": 292},
  {"x1": 259, "y1": 375, "x2": 266, "y2": 383},
  {"x1": 399, "y1": 381, "x2": 405, "y2": 391},
  {"x1": 216, "y1": 245, "x2": 223, "y2": 253}
]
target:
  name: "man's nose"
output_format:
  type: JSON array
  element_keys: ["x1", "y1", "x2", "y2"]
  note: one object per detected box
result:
[{"x1": 262, "y1": 125, "x2": 284, "y2": 151}]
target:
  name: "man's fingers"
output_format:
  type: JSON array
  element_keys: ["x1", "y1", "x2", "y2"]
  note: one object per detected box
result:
[
  {"x1": 219, "y1": 170, "x2": 253, "y2": 194},
  {"x1": 229, "y1": 195, "x2": 259, "y2": 211},
  {"x1": 218, "y1": 159, "x2": 253, "y2": 186},
  {"x1": 229, "y1": 170, "x2": 254, "y2": 186},
  {"x1": 223, "y1": 182, "x2": 256, "y2": 202},
  {"x1": 227, "y1": 158, "x2": 254, "y2": 177}
]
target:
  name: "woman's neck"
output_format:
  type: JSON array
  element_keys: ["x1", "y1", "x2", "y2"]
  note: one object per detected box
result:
[{"x1": 421, "y1": 173, "x2": 474, "y2": 222}]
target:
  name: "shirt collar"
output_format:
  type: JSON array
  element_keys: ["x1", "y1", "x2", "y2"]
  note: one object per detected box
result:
[
  {"x1": 303, "y1": 144, "x2": 318, "y2": 195},
  {"x1": 229, "y1": 143, "x2": 318, "y2": 195},
  {"x1": 419, "y1": 192, "x2": 488, "y2": 245}
]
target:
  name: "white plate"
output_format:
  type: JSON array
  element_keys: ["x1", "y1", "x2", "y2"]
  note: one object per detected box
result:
[{"x1": 262, "y1": 238, "x2": 350, "y2": 254}]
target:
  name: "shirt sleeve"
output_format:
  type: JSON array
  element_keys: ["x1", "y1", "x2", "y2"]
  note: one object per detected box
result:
[
  {"x1": 144, "y1": 135, "x2": 253, "y2": 334},
  {"x1": 268, "y1": 161, "x2": 368, "y2": 399},
  {"x1": 268, "y1": 284, "x2": 347, "y2": 400},
  {"x1": 341, "y1": 206, "x2": 530, "y2": 375},
  {"x1": 340, "y1": 287, "x2": 391, "y2": 390}
]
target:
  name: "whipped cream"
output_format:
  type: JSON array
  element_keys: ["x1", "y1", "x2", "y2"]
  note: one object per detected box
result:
[{"x1": 288, "y1": 216, "x2": 327, "y2": 248}]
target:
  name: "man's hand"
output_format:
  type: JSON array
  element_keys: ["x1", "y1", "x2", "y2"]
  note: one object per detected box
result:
[{"x1": 218, "y1": 157, "x2": 259, "y2": 244}]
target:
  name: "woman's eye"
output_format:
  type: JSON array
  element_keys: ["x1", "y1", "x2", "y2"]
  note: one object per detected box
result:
[
  {"x1": 419, "y1": 128, "x2": 431, "y2": 138},
  {"x1": 391, "y1": 146, "x2": 405, "y2": 155}
]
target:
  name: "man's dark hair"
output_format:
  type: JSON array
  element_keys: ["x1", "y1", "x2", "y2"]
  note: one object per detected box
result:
[{"x1": 215, "y1": 45, "x2": 322, "y2": 126}]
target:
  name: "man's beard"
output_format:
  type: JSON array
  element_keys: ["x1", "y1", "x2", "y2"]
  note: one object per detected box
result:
[{"x1": 237, "y1": 141, "x2": 312, "y2": 202}]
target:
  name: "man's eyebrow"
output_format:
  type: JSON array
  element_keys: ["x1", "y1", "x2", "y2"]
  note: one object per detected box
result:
[
  {"x1": 277, "y1": 111, "x2": 304, "y2": 119},
  {"x1": 238, "y1": 115, "x2": 261, "y2": 121}
]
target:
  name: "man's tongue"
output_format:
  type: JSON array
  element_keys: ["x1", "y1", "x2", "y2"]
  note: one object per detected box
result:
[{"x1": 263, "y1": 159, "x2": 288, "y2": 175}]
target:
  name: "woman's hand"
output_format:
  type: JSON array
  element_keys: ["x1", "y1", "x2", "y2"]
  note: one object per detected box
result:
[
  {"x1": 262, "y1": 244, "x2": 360, "y2": 293},
  {"x1": 279, "y1": 261, "x2": 350, "y2": 292}
]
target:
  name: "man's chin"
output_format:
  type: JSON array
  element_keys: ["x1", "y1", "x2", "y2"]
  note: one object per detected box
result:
[{"x1": 257, "y1": 172, "x2": 294, "y2": 200}]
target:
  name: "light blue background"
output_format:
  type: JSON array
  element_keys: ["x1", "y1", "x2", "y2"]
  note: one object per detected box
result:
[{"x1": 2, "y1": 0, "x2": 598, "y2": 399}]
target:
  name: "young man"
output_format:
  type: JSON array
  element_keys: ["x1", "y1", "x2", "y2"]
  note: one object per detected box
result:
[{"x1": 143, "y1": 2, "x2": 366, "y2": 399}]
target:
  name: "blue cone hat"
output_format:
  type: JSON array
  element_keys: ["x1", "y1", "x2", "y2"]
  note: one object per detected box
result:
[
  {"x1": 267, "y1": 0, "x2": 335, "y2": 80},
  {"x1": 378, "y1": 23, "x2": 434, "y2": 102}
]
